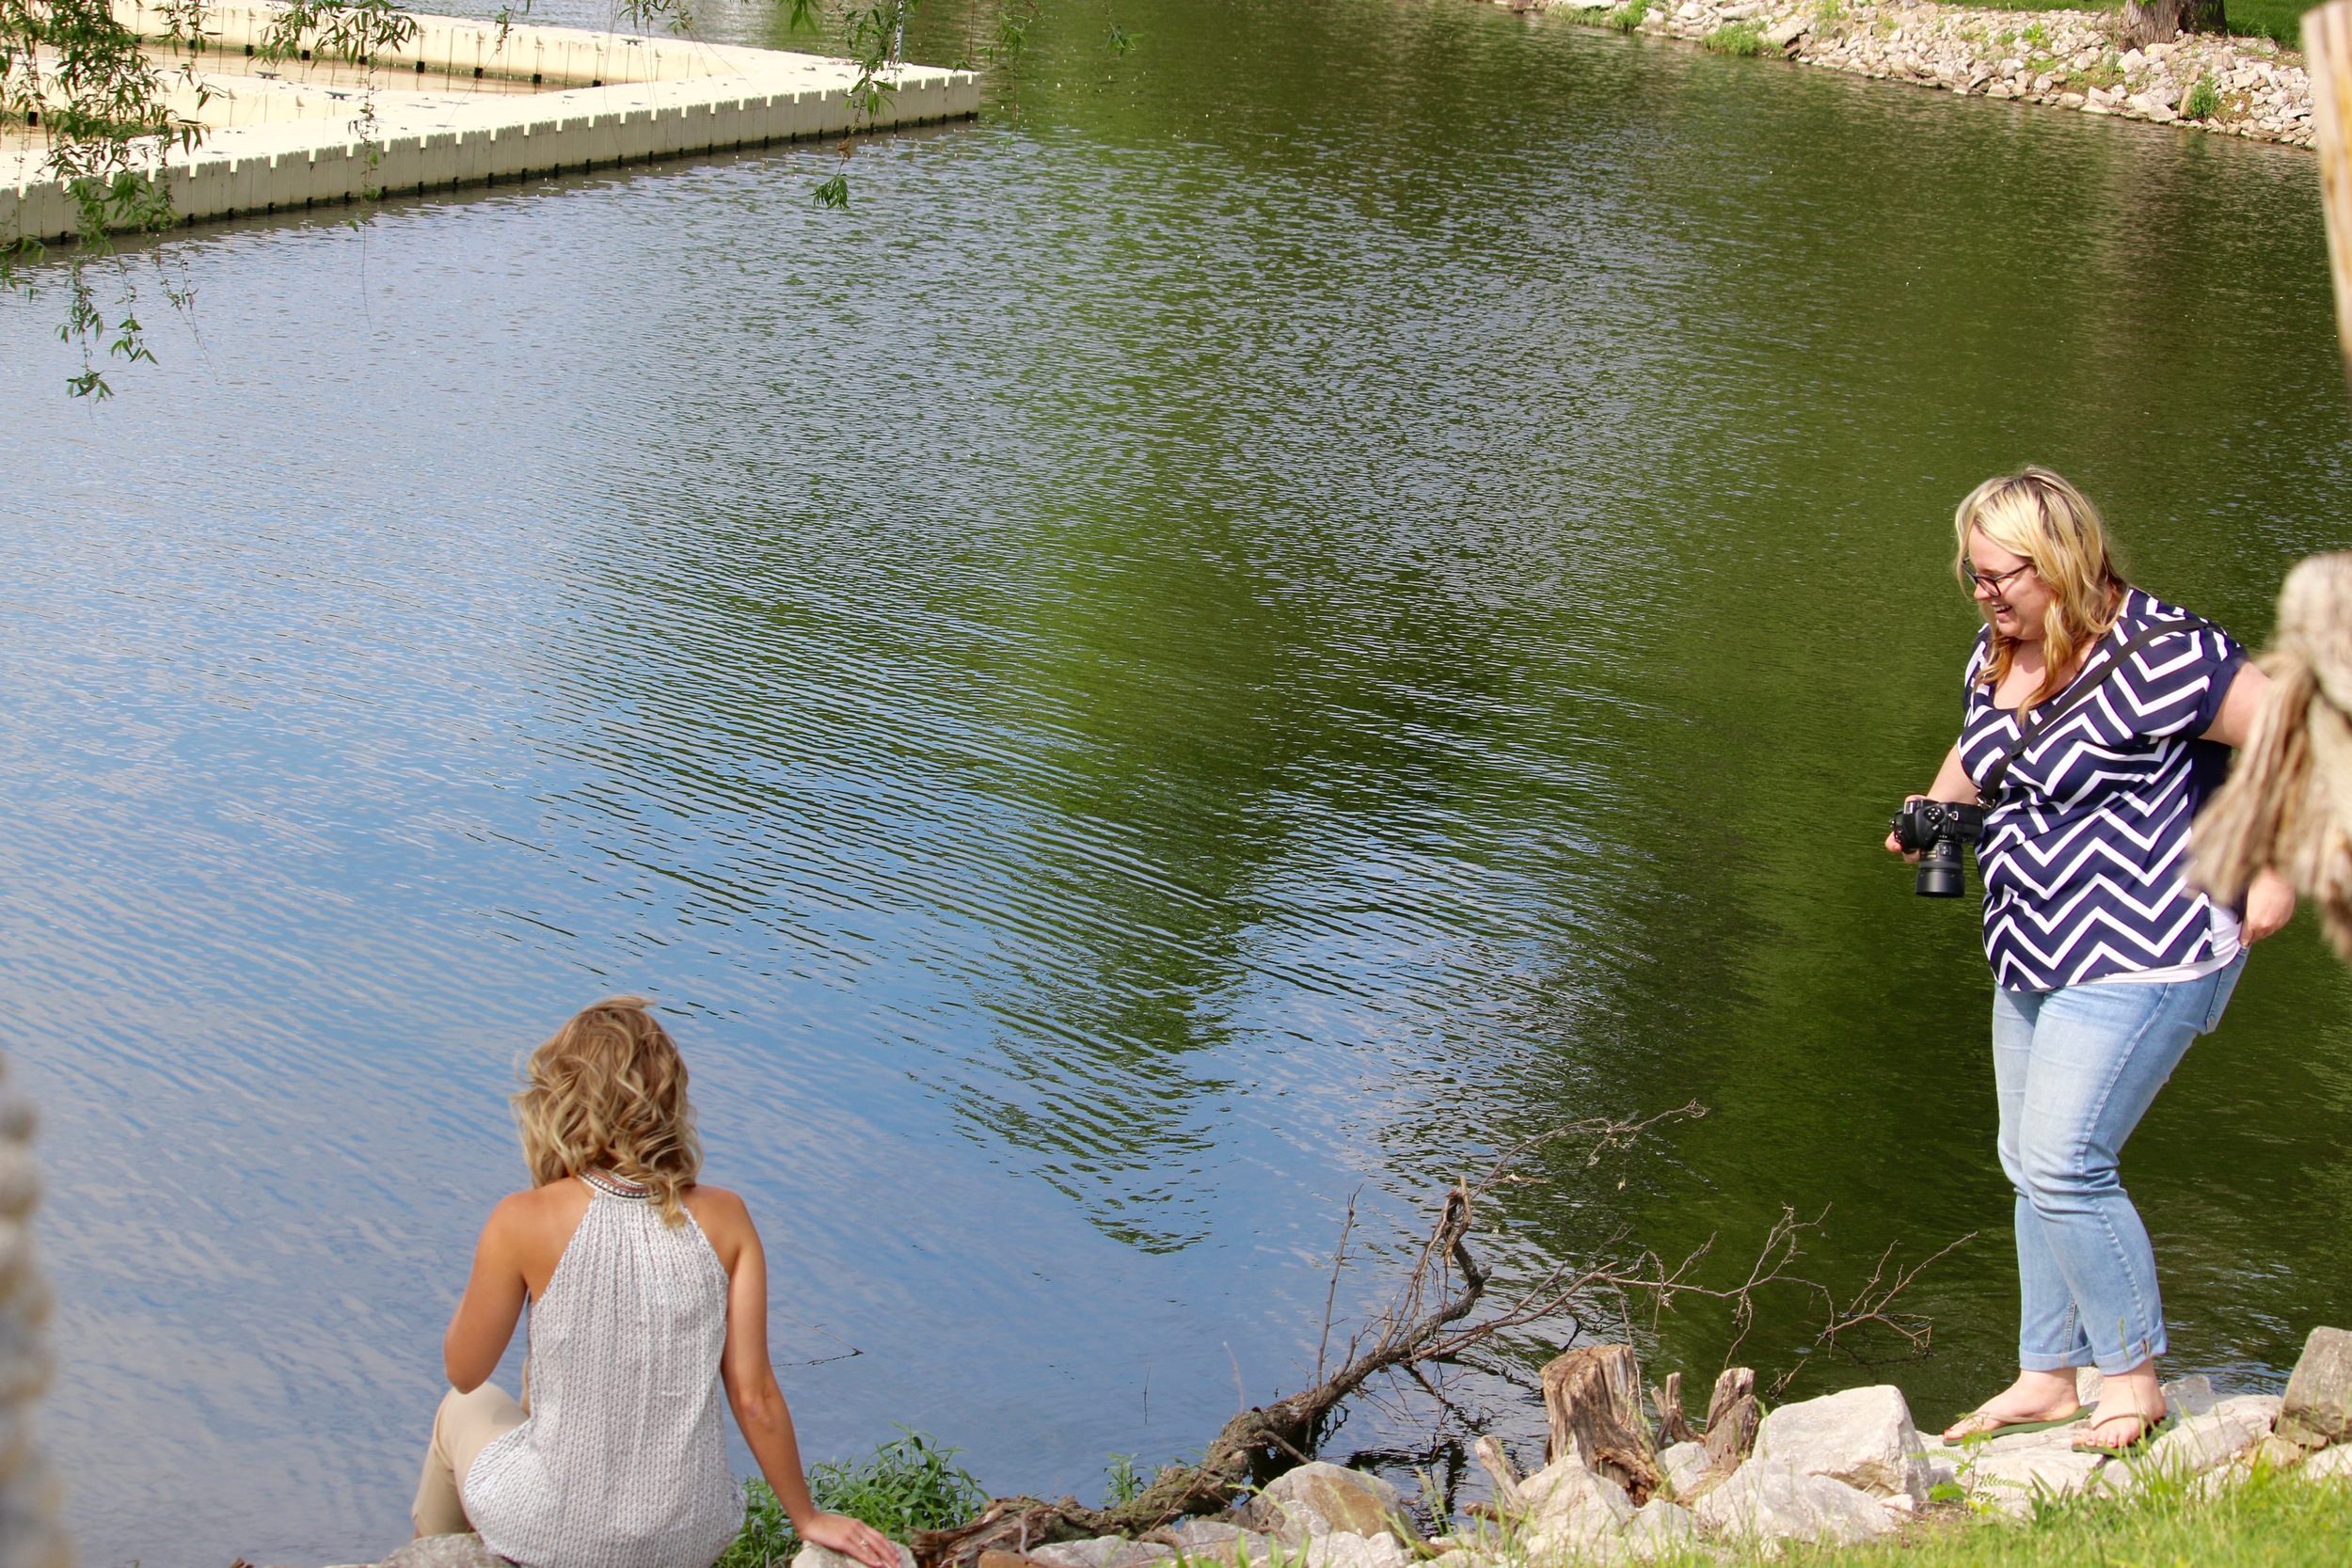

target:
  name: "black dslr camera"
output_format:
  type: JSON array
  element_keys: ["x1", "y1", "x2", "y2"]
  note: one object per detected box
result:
[{"x1": 1890, "y1": 800, "x2": 1988, "y2": 898}]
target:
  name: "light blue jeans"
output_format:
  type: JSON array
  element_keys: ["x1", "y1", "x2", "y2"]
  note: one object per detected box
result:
[{"x1": 1991, "y1": 953, "x2": 2246, "y2": 1375}]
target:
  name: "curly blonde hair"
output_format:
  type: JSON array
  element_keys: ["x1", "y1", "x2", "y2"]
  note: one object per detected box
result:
[
  {"x1": 1954, "y1": 467, "x2": 2128, "y2": 706},
  {"x1": 514, "y1": 996, "x2": 701, "y2": 1226},
  {"x1": 2193, "y1": 553, "x2": 2352, "y2": 963}
]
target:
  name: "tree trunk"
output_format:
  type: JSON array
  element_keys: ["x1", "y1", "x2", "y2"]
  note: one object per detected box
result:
[
  {"x1": 2121, "y1": 0, "x2": 2227, "y2": 46},
  {"x1": 1540, "y1": 1345, "x2": 1661, "y2": 1502},
  {"x1": 2310, "y1": 2, "x2": 2352, "y2": 383}
]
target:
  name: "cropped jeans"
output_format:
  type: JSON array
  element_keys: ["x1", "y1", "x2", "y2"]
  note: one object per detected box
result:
[{"x1": 1991, "y1": 953, "x2": 2246, "y2": 1376}]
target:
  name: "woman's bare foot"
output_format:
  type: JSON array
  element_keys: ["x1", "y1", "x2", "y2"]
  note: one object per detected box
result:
[
  {"x1": 2072, "y1": 1360, "x2": 2167, "y2": 1454},
  {"x1": 2072, "y1": 1404, "x2": 2165, "y2": 1453},
  {"x1": 1942, "y1": 1369, "x2": 2082, "y2": 1442}
]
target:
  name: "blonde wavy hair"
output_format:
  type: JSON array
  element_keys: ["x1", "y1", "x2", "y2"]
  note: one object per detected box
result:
[
  {"x1": 1954, "y1": 467, "x2": 2128, "y2": 706},
  {"x1": 2193, "y1": 553, "x2": 2352, "y2": 963},
  {"x1": 513, "y1": 996, "x2": 701, "y2": 1226}
]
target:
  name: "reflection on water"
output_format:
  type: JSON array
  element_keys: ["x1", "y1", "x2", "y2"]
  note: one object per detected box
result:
[{"x1": 5, "y1": 0, "x2": 2352, "y2": 1561}]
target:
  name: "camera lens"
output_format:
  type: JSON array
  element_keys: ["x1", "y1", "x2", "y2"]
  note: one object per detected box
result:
[{"x1": 1915, "y1": 840, "x2": 1966, "y2": 897}]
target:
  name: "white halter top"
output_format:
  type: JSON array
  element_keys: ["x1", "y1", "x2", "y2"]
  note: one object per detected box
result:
[{"x1": 464, "y1": 1173, "x2": 745, "y2": 1568}]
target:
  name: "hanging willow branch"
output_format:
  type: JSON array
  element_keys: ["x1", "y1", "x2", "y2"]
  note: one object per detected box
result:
[{"x1": 2, "y1": 0, "x2": 209, "y2": 391}]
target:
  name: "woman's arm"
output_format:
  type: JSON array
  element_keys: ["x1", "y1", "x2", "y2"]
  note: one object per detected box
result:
[
  {"x1": 705, "y1": 1192, "x2": 898, "y2": 1568},
  {"x1": 2203, "y1": 663, "x2": 2298, "y2": 942},
  {"x1": 444, "y1": 1197, "x2": 532, "y2": 1392}
]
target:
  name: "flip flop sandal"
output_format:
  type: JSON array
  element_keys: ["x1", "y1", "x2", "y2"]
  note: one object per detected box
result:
[
  {"x1": 2071, "y1": 1408, "x2": 2174, "y2": 1456},
  {"x1": 1943, "y1": 1411, "x2": 2084, "y2": 1445}
]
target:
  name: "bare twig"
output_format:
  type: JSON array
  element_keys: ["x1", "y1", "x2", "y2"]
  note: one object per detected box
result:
[{"x1": 1315, "y1": 1187, "x2": 1361, "y2": 1386}]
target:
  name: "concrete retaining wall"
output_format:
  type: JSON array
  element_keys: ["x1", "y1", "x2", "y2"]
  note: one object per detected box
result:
[{"x1": 2, "y1": 3, "x2": 978, "y2": 244}]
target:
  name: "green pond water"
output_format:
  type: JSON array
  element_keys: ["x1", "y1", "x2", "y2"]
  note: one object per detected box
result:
[{"x1": 2, "y1": 0, "x2": 2350, "y2": 1561}]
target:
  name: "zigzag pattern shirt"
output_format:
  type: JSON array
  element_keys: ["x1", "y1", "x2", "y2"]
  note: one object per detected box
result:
[{"x1": 1961, "y1": 588, "x2": 2246, "y2": 991}]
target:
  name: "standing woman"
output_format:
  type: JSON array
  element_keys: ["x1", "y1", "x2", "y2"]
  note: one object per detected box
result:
[
  {"x1": 1884, "y1": 468, "x2": 2297, "y2": 1454},
  {"x1": 412, "y1": 998, "x2": 898, "y2": 1568}
]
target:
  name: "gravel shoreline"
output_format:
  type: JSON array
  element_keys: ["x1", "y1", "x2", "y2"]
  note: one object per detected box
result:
[{"x1": 1540, "y1": 0, "x2": 2316, "y2": 148}]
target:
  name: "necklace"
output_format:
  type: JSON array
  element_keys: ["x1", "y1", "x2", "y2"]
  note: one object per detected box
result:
[{"x1": 582, "y1": 1168, "x2": 653, "y2": 1199}]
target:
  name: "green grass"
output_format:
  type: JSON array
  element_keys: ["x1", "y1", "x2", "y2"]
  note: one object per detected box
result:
[
  {"x1": 1704, "y1": 20, "x2": 1767, "y2": 54},
  {"x1": 715, "y1": 1429, "x2": 990, "y2": 1568},
  {"x1": 2185, "y1": 74, "x2": 2222, "y2": 116},
  {"x1": 2223, "y1": 0, "x2": 2316, "y2": 45},
  {"x1": 1605, "y1": 0, "x2": 1652, "y2": 31},
  {"x1": 1759, "y1": 1467, "x2": 2352, "y2": 1568}
]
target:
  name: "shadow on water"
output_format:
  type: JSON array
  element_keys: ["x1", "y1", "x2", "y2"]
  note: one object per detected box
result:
[{"x1": 3, "y1": 0, "x2": 2351, "y2": 1560}]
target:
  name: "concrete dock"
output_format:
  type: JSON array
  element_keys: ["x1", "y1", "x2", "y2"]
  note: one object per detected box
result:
[{"x1": 1, "y1": 1, "x2": 978, "y2": 244}]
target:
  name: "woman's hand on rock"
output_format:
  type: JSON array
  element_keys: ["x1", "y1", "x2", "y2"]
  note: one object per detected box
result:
[
  {"x1": 803, "y1": 1512, "x2": 899, "y2": 1568},
  {"x1": 2243, "y1": 866, "x2": 2296, "y2": 943}
]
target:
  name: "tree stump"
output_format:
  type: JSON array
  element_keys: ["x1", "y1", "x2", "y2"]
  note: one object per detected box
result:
[
  {"x1": 1701, "y1": 1367, "x2": 1759, "y2": 1476},
  {"x1": 1649, "y1": 1371, "x2": 1700, "y2": 1447},
  {"x1": 1539, "y1": 1345, "x2": 1660, "y2": 1501}
]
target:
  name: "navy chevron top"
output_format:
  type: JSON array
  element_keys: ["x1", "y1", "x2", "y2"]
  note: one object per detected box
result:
[{"x1": 1960, "y1": 588, "x2": 2247, "y2": 991}]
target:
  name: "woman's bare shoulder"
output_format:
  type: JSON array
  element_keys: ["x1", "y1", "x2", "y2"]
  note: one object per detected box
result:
[
  {"x1": 681, "y1": 1183, "x2": 757, "y2": 1249},
  {"x1": 485, "y1": 1179, "x2": 592, "y2": 1244},
  {"x1": 682, "y1": 1182, "x2": 751, "y2": 1223}
]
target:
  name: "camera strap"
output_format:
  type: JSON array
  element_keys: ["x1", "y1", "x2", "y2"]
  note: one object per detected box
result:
[{"x1": 1977, "y1": 616, "x2": 2214, "y2": 800}]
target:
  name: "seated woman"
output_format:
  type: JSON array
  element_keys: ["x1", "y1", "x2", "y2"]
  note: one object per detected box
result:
[{"x1": 412, "y1": 998, "x2": 899, "y2": 1568}]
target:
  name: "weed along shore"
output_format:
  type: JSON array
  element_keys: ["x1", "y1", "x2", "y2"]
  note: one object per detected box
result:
[{"x1": 1540, "y1": 0, "x2": 2316, "y2": 148}]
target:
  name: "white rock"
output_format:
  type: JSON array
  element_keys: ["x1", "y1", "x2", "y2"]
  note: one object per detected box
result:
[
  {"x1": 1520, "y1": 1458, "x2": 1636, "y2": 1550},
  {"x1": 797, "y1": 1547, "x2": 918, "y2": 1568},
  {"x1": 1623, "y1": 1499, "x2": 1696, "y2": 1560},
  {"x1": 1154, "y1": 1522, "x2": 1268, "y2": 1562},
  {"x1": 2214, "y1": 1394, "x2": 2283, "y2": 1432},
  {"x1": 2303, "y1": 1445, "x2": 2352, "y2": 1481},
  {"x1": 1762, "y1": 16, "x2": 1808, "y2": 47},
  {"x1": 1693, "y1": 1459, "x2": 1894, "y2": 1548},
  {"x1": 2146, "y1": 1411, "x2": 2269, "y2": 1477},
  {"x1": 1753, "y1": 1385, "x2": 1929, "y2": 1502},
  {"x1": 1244, "y1": 1464, "x2": 1408, "y2": 1543},
  {"x1": 1964, "y1": 1443, "x2": 2106, "y2": 1519},
  {"x1": 1656, "y1": 1441, "x2": 1710, "y2": 1501},
  {"x1": 1030, "y1": 1542, "x2": 1140, "y2": 1568},
  {"x1": 1304, "y1": 1533, "x2": 1408, "y2": 1568}
]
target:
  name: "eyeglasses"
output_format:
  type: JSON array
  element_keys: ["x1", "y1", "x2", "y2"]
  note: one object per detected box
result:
[{"x1": 1963, "y1": 560, "x2": 2034, "y2": 595}]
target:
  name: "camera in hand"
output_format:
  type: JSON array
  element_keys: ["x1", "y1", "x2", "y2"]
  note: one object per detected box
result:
[{"x1": 1890, "y1": 799, "x2": 1988, "y2": 898}]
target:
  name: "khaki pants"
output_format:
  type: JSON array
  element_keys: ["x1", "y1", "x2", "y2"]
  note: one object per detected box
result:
[{"x1": 412, "y1": 1383, "x2": 527, "y2": 1537}]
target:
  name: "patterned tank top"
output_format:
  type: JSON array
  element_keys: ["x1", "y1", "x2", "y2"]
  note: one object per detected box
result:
[
  {"x1": 1960, "y1": 587, "x2": 2246, "y2": 991},
  {"x1": 463, "y1": 1174, "x2": 746, "y2": 1568}
]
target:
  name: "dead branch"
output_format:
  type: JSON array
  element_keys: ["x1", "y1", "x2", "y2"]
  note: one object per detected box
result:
[
  {"x1": 1767, "y1": 1231, "x2": 1978, "y2": 1400},
  {"x1": 911, "y1": 1106, "x2": 1970, "y2": 1568}
]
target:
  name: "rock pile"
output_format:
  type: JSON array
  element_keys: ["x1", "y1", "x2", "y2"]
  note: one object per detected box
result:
[{"x1": 1536, "y1": 0, "x2": 2316, "y2": 149}]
